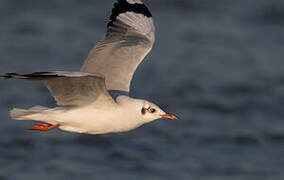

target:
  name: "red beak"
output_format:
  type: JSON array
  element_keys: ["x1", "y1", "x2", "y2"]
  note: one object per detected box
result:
[{"x1": 161, "y1": 114, "x2": 178, "y2": 120}]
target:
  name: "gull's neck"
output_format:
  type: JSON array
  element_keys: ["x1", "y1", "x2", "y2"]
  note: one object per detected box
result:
[
  {"x1": 115, "y1": 95, "x2": 143, "y2": 116},
  {"x1": 115, "y1": 95, "x2": 146, "y2": 129},
  {"x1": 108, "y1": 90, "x2": 129, "y2": 100}
]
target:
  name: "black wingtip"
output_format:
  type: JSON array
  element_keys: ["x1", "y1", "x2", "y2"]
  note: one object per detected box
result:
[
  {"x1": 0, "y1": 73, "x2": 16, "y2": 79},
  {"x1": 0, "y1": 72, "x2": 61, "y2": 80},
  {"x1": 107, "y1": 0, "x2": 152, "y2": 27}
]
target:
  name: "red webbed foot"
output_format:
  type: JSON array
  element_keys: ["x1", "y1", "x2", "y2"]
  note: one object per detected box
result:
[{"x1": 27, "y1": 123, "x2": 60, "y2": 131}]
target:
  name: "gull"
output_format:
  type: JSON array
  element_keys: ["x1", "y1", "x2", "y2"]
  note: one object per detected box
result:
[{"x1": 1, "y1": 0, "x2": 177, "y2": 134}]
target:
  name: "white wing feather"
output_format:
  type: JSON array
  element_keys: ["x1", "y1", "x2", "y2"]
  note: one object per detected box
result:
[
  {"x1": 3, "y1": 71, "x2": 116, "y2": 106},
  {"x1": 81, "y1": 0, "x2": 155, "y2": 92}
]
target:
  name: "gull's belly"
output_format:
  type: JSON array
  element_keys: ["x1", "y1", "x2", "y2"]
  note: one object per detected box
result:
[{"x1": 55, "y1": 106, "x2": 142, "y2": 134}]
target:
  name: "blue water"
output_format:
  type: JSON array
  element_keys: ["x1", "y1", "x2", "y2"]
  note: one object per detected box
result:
[{"x1": 0, "y1": 0, "x2": 284, "y2": 179}]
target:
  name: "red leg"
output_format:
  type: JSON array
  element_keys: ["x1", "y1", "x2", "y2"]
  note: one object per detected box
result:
[{"x1": 27, "y1": 123, "x2": 60, "y2": 131}]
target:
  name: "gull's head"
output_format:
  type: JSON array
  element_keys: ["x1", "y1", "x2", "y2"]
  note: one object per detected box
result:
[
  {"x1": 117, "y1": 96, "x2": 178, "y2": 123},
  {"x1": 140, "y1": 100, "x2": 178, "y2": 123}
]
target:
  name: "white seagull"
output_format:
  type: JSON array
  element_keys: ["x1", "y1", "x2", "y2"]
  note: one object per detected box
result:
[{"x1": 2, "y1": 0, "x2": 177, "y2": 134}]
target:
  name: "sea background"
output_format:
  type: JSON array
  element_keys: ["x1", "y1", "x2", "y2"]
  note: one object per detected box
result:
[{"x1": 0, "y1": 0, "x2": 284, "y2": 179}]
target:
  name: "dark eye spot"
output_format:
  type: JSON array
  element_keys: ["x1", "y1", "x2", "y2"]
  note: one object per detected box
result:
[
  {"x1": 141, "y1": 107, "x2": 146, "y2": 115},
  {"x1": 150, "y1": 108, "x2": 156, "y2": 113}
]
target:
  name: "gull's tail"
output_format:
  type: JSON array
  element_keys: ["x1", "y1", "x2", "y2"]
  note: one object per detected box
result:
[{"x1": 10, "y1": 106, "x2": 49, "y2": 120}]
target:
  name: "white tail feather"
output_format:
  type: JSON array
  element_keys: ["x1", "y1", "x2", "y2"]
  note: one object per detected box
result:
[{"x1": 10, "y1": 106, "x2": 49, "y2": 120}]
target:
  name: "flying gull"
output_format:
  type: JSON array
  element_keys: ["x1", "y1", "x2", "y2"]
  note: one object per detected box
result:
[{"x1": 1, "y1": 0, "x2": 177, "y2": 134}]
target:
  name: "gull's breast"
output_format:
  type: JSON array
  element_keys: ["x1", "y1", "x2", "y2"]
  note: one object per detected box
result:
[{"x1": 56, "y1": 105, "x2": 142, "y2": 134}]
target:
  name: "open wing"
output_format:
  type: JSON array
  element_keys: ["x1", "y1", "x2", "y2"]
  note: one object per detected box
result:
[
  {"x1": 81, "y1": 0, "x2": 155, "y2": 92},
  {"x1": 3, "y1": 71, "x2": 116, "y2": 107}
]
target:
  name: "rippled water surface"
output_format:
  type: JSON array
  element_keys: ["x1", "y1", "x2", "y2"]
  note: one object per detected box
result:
[{"x1": 0, "y1": 0, "x2": 284, "y2": 179}]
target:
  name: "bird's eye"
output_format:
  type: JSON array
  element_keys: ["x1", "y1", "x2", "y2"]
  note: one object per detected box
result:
[
  {"x1": 149, "y1": 108, "x2": 156, "y2": 113},
  {"x1": 141, "y1": 107, "x2": 146, "y2": 115}
]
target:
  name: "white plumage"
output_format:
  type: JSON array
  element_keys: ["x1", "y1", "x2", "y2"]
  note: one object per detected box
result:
[{"x1": 2, "y1": 0, "x2": 177, "y2": 135}]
